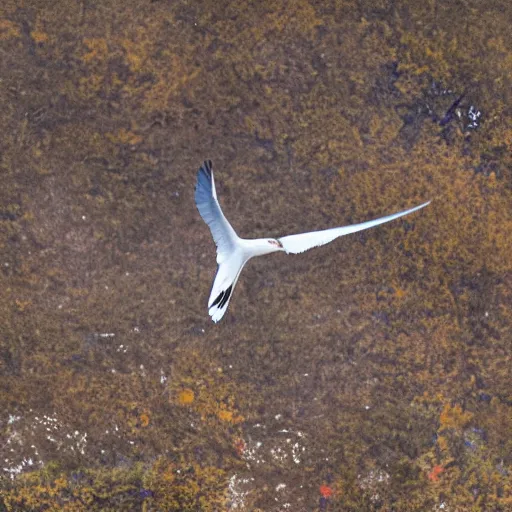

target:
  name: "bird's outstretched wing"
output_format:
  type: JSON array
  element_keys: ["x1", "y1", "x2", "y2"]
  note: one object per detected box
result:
[
  {"x1": 195, "y1": 160, "x2": 239, "y2": 264},
  {"x1": 208, "y1": 254, "x2": 247, "y2": 323},
  {"x1": 278, "y1": 201, "x2": 430, "y2": 254}
]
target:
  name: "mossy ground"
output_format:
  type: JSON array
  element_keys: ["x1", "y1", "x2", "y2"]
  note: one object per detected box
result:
[{"x1": 1, "y1": 0, "x2": 511, "y2": 510}]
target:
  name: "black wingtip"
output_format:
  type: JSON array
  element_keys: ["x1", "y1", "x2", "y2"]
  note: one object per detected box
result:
[
  {"x1": 211, "y1": 289, "x2": 225, "y2": 308},
  {"x1": 197, "y1": 160, "x2": 213, "y2": 182},
  {"x1": 219, "y1": 284, "x2": 232, "y2": 309},
  {"x1": 202, "y1": 160, "x2": 213, "y2": 173}
]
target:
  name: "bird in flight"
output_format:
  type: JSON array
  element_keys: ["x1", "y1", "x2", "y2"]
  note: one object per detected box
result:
[{"x1": 195, "y1": 160, "x2": 430, "y2": 322}]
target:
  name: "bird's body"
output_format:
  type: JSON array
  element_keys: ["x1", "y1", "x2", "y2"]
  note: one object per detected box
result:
[{"x1": 195, "y1": 160, "x2": 429, "y2": 322}]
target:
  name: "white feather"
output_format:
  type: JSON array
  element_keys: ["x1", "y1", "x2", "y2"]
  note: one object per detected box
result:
[
  {"x1": 194, "y1": 160, "x2": 239, "y2": 264},
  {"x1": 195, "y1": 160, "x2": 430, "y2": 322},
  {"x1": 195, "y1": 160, "x2": 246, "y2": 322},
  {"x1": 278, "y1": 202, "x2": 431, "y2": 254},
  {"x1": 207, "y1": 252, "x2": 247, "y2": 323}
]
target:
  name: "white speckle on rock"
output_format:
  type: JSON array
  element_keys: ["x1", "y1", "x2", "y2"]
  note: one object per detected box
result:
[
  {"x1": 8, "y1": 415, "x2": 20, "y2": 424},
  {"x1": 228, "y1": 474, "x2": 254, "y2": 510}
]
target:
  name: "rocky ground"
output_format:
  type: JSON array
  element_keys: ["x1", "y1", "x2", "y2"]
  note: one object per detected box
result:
[{"x1": 1, "y1": 0, "x2": 511, "y2": 510}]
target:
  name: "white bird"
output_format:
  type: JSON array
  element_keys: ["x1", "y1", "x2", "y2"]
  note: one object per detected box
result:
[{"x1": 195, "y1": 160, "x2": 430, "y2": 322}]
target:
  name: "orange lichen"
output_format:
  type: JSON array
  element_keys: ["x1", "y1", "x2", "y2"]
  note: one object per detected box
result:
[
  {"x1": 320, "y1": 484, "x2": 333, "y2": 498},
  {"x1": 217, "y1": 404, "x2": 244, "y2": 424},
  {"x1": 234, "y1": 438, "x2": 246, "y2": 456},
  {"x1": 177, "y1": 388, "x2": 195, "y2": 405},
  {"x1": 170, "y1": 350, "x2": 247, "y2": 427},
  {"x1": 217, "y1": 409, "x2": 233, "y2": 422},
  {"x1": 140, "y1": 412, "x2": 150, "y2": 427},
  {"x1": 428, "y1": 465, "x2": 444, "y2": 482}
]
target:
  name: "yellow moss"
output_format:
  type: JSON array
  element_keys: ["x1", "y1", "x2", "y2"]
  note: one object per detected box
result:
[
  {"x1": 437, "y1": 435, "x2": 449, "y2": 452},
  {"x1": 0, "y1": 18, "x2": 20, "y2": 40},
  {"x1": 106, "y1": 128, "x2": 143, "y2": 146},
  {"x1": 77, "y1": 74, "x2": 104, "y2": 98},
  {"x1": 31, "y1": 30, "x2": 48, "y2": 43},
  {"x1": 82, "y1": 37, "x2": 108, "y2": 63},
  {"x1": 2, "y1": 467, "x2": 144, "y2": 511},
  {"x1": 439, "y1": 403, "x2": 473, "y2": 431},
  {"x1": 15, "y1": 299, "x2": 31, "y2": 311},
  {"x1": 121, "y1": 36, "x2": 147, "y2": 73},
  {"x1": 170, "y1": 350, "x2": 247, "y2": 429},
  {"x1": 143, "y1": 59, "x2": 200, "y2": 111},
  {"x1": 144, "y1": 458, "x2": 227, "y2": 511},
  {"x1": 394, "y1": 288, "x2": 407, "y2": 299},
  {"x1": 68, "y1": 287, "x2": 89, "y2": 298},
  {"x1": 263, "y1": 0, "x2": 322, "y2": 38}
]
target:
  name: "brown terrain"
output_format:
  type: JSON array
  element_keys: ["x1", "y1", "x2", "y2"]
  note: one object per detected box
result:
[{"x1": 1, "y1": 0, "x2": 511, "y2": 510}]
